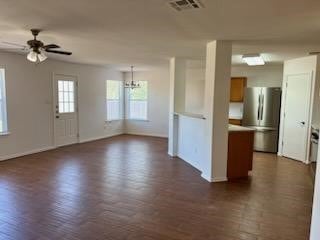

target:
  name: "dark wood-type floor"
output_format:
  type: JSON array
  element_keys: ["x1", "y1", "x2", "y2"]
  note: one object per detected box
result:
[{"x1": 0, "y1": 135, "x2": 314, "y2": 240}]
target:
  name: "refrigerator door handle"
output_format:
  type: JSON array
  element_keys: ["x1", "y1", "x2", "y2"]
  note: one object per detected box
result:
[
  {"x1": 257, "y1": 94, "x2": 261, "y2": 120},
  {"x1": 260, "y1": 94, "x2": 264, "y2": 120}
]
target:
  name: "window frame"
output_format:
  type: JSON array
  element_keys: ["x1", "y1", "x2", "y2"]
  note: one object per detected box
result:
[
  {"x1": 57, "y1": 80, "x2": 76, "y2": 114},
  {"x1": 126, "y1": 80, "x2": 149, "y2": 121},
  {"x1": 0, "y1": 68, "x2": 9, "y2": 135},
  {"x1": 106, "y1": 80, "x2": 123, "y2": 121}
]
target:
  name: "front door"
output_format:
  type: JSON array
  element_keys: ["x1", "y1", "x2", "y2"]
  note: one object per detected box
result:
[
  {"x1": 282, "y1": 73, "x2": 312, "y2": 162},
  {"x1": 53, "y1": 74, "x2": 79, "y2": 147}
]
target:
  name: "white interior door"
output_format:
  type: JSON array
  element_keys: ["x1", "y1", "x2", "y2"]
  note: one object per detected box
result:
[
  {"x1": 282, "y1": 73, "x2": 312, "y2": 162},
  {"x1": 53, "y1": 75, "x2": 79, "y2": 147}
]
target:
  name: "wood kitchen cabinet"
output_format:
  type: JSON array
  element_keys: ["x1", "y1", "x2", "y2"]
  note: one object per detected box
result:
[
  {"x1": 230, "y1": 77, "x2": 247, "y2": 102},
  {"x1": 229, "y1": 119, "x2": 242, "y2": 126},
  {"x1": 227, "y1": 128, "x2": 254, "y2": 179}
]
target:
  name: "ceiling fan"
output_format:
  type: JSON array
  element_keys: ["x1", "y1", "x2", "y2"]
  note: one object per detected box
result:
[{"x1": 1, "y1": 29, "x2": 72, "y2": 63}]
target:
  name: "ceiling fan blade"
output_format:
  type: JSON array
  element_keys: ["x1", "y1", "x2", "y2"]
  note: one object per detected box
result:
[
  {"x1": 45, "y1": 49, "x2": 72, "y2": 55},
  {"x1": 43, "y1": 44, "x2": 60, "y2": 49},
  {"x1": 0, "y1": 46, "x2": 29, "y2": 51},
  {"x1": 1, "y1": 41, "x2": 28, "y2": 48},
  {"x1": 1, "y1": 41, "x2": 29, "y2": 51}
]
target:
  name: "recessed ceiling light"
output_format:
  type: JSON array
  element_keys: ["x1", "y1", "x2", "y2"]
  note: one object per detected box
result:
[{"x1": 242, "y1": 54, "x2": 265, "y2": 66}]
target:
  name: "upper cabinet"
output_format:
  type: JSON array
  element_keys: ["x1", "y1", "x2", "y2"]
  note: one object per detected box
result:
[{"x1": 230, "y1": 77, "x2": 247, "y2": 102}]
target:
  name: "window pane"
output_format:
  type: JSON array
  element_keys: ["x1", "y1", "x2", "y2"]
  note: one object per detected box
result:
[
  {"x1": 58, "y1": 80, "x2": 75, "y2": 114},
  {"x1": 63, "y1": 81, "x2": 69, "y2": 91},
  {"x1": 68, "y1": 81, "x2": 74, "y2": 92},
  {"x1": 0, "y1": 69, "x2": 8, "y2": 133},
  {"x1": 59, "y1": 102, "x2": 64, "y2": 113},
  {"x1": 69, "y1": 103, "x2": 75, "y2": 113},
  {"x1": 106, "y1": 80, "x2": 121, "y2": 120},
  {"x1": 58, "y1": 81, "x2": 64, "y2": 92},
  {"x1": 64, "y1": 103, "x2": 69, "y2": 113},
  {"x1": 107, "y1": 80, "x2": 120, "y2": 100},
  {"x1": 129, "y1": 100, "x2": 147, "y2": 120},
  {"x1": 128, "y1": 81, "x2": 147, "y2": 120},
  {"x1": 63, "y1": 92, "x2": 69, "y2": 102},
  {"x1": 58, "y1": 92, "x2": 63, "y2": 102},
  {"x1": 107, "y1": 100, "x2": 120, "y2": 120},
  {"x1": 69, "y1": 92, "x2": 74, "y2": 102},
  {"x1": 129, "y1": 81, "x2": 147, "y2": 100},
  {"x1": 0, "y1": 102, "x2": 3, "y2": 132}
]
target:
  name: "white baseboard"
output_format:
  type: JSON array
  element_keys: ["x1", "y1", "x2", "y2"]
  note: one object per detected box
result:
[
  {"x1": 168, "y1": 151, "x2": 177, "y2": 157},
  {"x1": 177, "y1": 154, "x2": 202, "y2": 172},
  {"x1": 0, "y1": 132, "x2": 165, "y2": 162},
  {"x1": 0, "y1": 133, "x2": 124, "y2": 161},
  {"x1": 0, "y1": 146, "x2": 56, "y2": 161},
  {"x1": 79, "y1": 132, "x2": 124, "y2": 143},
  {"x1": 201, "y1": 173, "x2": 228, "y2": 183},
  {"x1": 125, "y1": 132, "x2": 168, "y2": 138}
]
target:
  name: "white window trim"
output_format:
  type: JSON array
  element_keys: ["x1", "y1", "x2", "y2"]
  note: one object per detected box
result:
[
  {"x1": 0, "y1": 131, "x2": 10, "y2": 136},
  {"x1": 0, "y1": 68, "x2": 8, "y2": 135},
  {"x1": 125, "y1": 80, "x2": 149, "y2": 121},
  {"x1": 106, "y1": 80, "x2": 124, "y2": 121}
]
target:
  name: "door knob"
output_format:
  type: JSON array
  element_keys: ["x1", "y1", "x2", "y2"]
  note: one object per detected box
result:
[
  {"x1": 300, "y1": 121, "x2": 305, "y2": 125},
  {"x1": 56, "y1": 116, "x2": 60, "y2": 119}
]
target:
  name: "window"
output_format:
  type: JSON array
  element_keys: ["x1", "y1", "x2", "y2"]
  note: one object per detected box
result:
[
  {"x1": 106, "y1": 80, "x2": 122, "y2": 121},
  {"x1": 128, "y1": 81, "x2": 148, "y2": 120},
  {"x1": 58, "y1": 80, "x2": 75, "y2": 113},
  {"x1": 0, "y1": 69, "x2": 8, "y2": 134}
]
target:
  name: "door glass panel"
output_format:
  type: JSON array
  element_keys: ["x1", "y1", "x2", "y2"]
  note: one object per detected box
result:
[
  {"x1": 68, "y1": 81, "x2": 74, "y2": 92},
  {"x1": 63, "y1": 81, "x2": 69, "y2": 91},
  {"x1": 58, "y1": 80, "x2": 75, "y2": 113},
  {"x1": 69, "y1": 104, "x2": 75, "y2": 113}
]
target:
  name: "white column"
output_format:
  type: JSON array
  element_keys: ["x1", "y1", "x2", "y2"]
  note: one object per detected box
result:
[
  {"x1": 201, "y1": 40, "x2": 232, "y2": 182},
  {"x1": 311, "y1": 157, "x2": 320, "y2": 239},
  {"x1": 168, "y1": 58, "x2": 187, "y2": 156}
]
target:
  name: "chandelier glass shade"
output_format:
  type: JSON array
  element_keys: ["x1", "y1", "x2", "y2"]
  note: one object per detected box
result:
[
  {"x1": 124, "y1": 66, "x2": 140, "y2": 89},
  {"x1": 27, "y1": 49, "x2": 47, "y2": 63}
]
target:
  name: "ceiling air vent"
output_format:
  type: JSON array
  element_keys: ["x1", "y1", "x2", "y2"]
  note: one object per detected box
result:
[{"x1": 168, "y1": 0, "x2": 204, "y2": 11}]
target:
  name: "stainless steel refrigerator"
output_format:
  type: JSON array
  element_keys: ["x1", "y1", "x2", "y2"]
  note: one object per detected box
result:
[{"x1": 242, "y1": 87, "x2": 282, "y2": 153}]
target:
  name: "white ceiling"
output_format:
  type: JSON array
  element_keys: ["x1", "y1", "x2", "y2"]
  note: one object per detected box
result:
[{"x1": 0, "y1": 0, "x2": 320, "y2": 69}]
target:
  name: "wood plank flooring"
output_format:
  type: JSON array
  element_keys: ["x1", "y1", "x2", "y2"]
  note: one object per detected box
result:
[{"x1": 0, "y1": 135, "x2": 314, "y2": 240}]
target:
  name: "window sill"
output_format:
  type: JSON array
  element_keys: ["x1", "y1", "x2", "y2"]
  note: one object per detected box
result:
[
  {"x1": 0, "y1": 131, "x2": 10, "y2": 136},
  {"x1": 126, "y1": 119, "x2": 149, "y2": 122},
  {"x1": 105, "y1": 119, "x2": 123, "y2": 123}
]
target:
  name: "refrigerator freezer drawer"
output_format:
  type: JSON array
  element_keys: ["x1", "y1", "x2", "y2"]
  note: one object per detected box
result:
[{"x1": 253, "y1": 129, "x2": 279, "y2": 153}]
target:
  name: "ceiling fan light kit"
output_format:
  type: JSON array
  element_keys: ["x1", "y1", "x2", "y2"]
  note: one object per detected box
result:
[
  {"x1": 9, "y1": 29, "x2": 73, "y2": 63},
  {"x1": 27, "y1": 50, "x2": 37, "y2": 62}
]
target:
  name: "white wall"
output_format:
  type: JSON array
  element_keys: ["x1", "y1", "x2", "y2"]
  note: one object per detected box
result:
[
  {"x1": 177, "y1": 114, "x2": 205, "y2": 170},
  {"x1": 183, "y1": 64, "x2": 283, "y2": 117},
  {"x1": 185, "y1": 60, "x2": 205, "y2": 114},
  {"x1": 311, "y1": 147, "x2": 320, "y2": 239},
  {"x1": 170, "y1": 41, "x2": 232, "y2": 182},
  {"x1": 230, "y1": 65, "x2": 283, "y2": 119},
  {"x1": 278, "y1": 55, "x2": 320, "y2": 162},
  {"x1": 231, "y1": 65, "x2": 283, "y2": 87},
  {"x1": 0, "y1": 51, "x2": 124, "y2": 160},
  {"x1": 124, "y1": 67, "x2": 170, "y2": 137}
]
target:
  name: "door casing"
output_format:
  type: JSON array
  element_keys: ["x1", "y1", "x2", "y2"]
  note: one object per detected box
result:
[
  {"x1": 280, "y1": 73, "x2": 314, "y2": 163},
  {"x1": 52, "y1": 73, "x2": 79, "y2": 147}
]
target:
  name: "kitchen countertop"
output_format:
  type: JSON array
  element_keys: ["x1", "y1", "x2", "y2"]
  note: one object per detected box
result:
[
  {"x1": 229, "y1": 116, "x2": 243, "y2": 120},
  {"x1": 228, "y1": 124, "x2": 255, "y2": 132},
  {"x1": 174, "y1": 112, "x2": 206, "y2": 119}
]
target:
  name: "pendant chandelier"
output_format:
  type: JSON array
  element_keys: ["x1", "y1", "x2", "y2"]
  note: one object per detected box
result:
[{"x1": 124, "y1": 66, "x2": 140, "y2": 89}]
